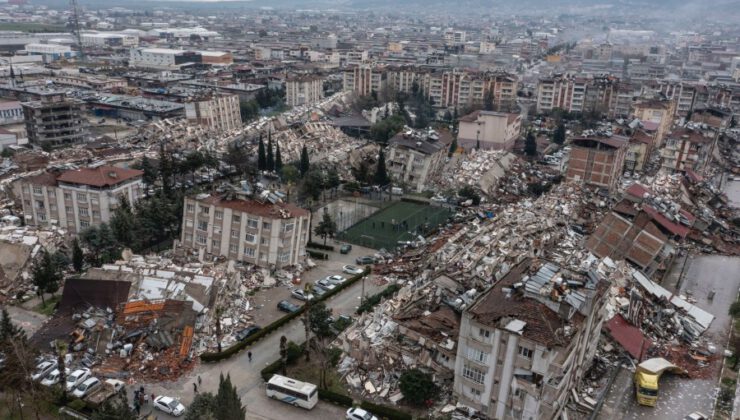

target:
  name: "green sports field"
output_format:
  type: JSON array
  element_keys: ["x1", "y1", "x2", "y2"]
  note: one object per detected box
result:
[{"x1": 339, "y1": 200, "x2": 452, "y2": 250}]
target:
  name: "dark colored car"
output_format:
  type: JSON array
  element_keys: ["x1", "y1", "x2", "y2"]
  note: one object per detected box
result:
[
  {"x1": 277, "y1": 300, "x2": 301, "y2": 313},
  {"x1": 340, "y1": 244, "x2": 352, "y2": 254},
  {"x1": 355, "y1": 256, "x2": 375, "y2": 265},
  {"x1": 235, "y1": 326, "x2": 262, "y2": 341}
]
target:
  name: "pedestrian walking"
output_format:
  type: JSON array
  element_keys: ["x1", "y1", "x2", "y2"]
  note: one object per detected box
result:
[
  {"x1": 151, "y1": 393, "x2": 156, "y2": 403},
  {"x1": 139, "y1": 392, "x2": 145, "y2": 406},
  {"x1": 248, "y1": 351, "x2": 252, "y2": 362},
  {"x1": 198, "y1": 375, "x2": 202, "y2": 386},
  {"x1": 193, "y1": 382, "x2": 198, "y2": 394}
]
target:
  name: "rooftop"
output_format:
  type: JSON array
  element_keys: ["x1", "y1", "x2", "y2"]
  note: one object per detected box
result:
[
  {"x1": 192, "y1": 193, "x2": 310, "y2": 219},
  {"x1": 56, "y1": 166, "x2": 144, "y2": 188}
]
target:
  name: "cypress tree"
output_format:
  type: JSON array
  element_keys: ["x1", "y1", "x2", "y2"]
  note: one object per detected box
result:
[
  {"x1": 266, "y1": 132, "x2": 274, "y2": 172},
  {"x1": 275, "y1": 142, "x2": 283, "y2": 173},
  {"x1": 300, "y1": 145, "x2": 310, "y2": 175},
  {"x1": 373, "y1": 149, "x2": 389, "y2": 186},
  {"x1": 257, "y1": 134, "x2": 266, "y2": 171}
]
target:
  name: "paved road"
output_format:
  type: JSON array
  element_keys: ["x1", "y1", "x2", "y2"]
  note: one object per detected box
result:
[
  {"x1": 598, "y1": 255, "x2": 740, "y2": 419},
  {"x1": 3, "y1": 304, "x2": 47, "y2": 336},
  {"x1": 131, "y1": 261, "x2": 386, "y2": 419}
]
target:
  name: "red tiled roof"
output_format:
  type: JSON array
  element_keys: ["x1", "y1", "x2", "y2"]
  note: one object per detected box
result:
[
  {"x1": 196, "y1": 194, "x2": 310, "y2": 219},
  {"x1": 605, "y1": 314, "x2": 652, "y2": 360},
  {"x1": 625, "y1": 183, "x2": 650, "y2": 200},
  {"x1": 57, "y1": 166, "x2": 143, "y2": 187},
  {"x1": 642, "y1": 204, "x2": 691, "y2": 238}
]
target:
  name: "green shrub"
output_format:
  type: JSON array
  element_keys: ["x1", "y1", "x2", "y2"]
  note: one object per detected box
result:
[
  {"x1": 307, "y1": 242, "x2": 335, "y2": 251},
  {"x1": 286, "y1": 341, "x2": 304, "y2": 363},
  {"x1": 261, "y1": 359, "x2": 283, "y2": 381},
  {"x1": 318, "y1": 389, "x2": 353, "y2": 407},
  {"x1": 67, "y1": 399, "x2": 87, "y2": 412},
  {"x1": 399, "y1": 368, "x2": 439, "y2": 406},
  {"x1": 329, "y1": 347, "x2": 343, "y2": 367},
  {"x1": 307, "y1": 250, "x2": 329, "y2": 260},
  {"x1": 359, "y1": 400, "x2": 412, "y2": 420},
  {"x1": 357, "y1": 284, "x2": 401, "y2": 314}
]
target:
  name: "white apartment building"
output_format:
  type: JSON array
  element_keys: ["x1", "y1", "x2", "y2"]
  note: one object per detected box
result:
[
  {"x1": 14, "y1": 166, "x2": 144, "y2": 233},
  {"x1": 285, "y1": 76, "x2": 324, "y2": 107},
  {"x1": 458, "y1": 110, "x2": 522, "y2": 151},
  {"x1": 180, "y1": 193, "x2": 310, "y2": 268},
  {"x1": 453, "y1": 260, "x2": 607, "y2": 420},
  {"x1": 342, "y1": 66, "x2": 386, "y2": 97},
  {"x1": 386, "y1": 129, "x2": 448, "y2": 193},
  {"x1": 185, "y1": 94, "x2": 242, "y2": 132},
  {"x1": 535, "y1": 75, "x2": 587, "y2": 114}
]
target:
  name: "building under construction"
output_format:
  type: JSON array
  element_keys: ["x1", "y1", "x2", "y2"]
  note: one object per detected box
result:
[{"x1": 22, "y1": 92, "x2": 87, "y2": 148}]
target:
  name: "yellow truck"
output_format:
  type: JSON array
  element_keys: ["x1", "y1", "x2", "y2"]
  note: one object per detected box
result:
[{"x1": 634, "y1": 358, "x2": 686, "y2": 406}]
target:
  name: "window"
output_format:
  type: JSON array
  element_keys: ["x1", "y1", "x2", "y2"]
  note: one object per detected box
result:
[
  {"x1": 279, "y1": 251, "x2": 290, "y2": 263},
  {"x1": 262, "y1": 222, "x2": 271, "y2": 230},
  {"x1": 80, "y1": 220, "x2": 90, "y2": 228},
  {"x1": 283, "y1": 222, "x2": 294, "y2": 232},
  {"x1": 37, "y1": 212, "x2": 46, "y2": 221},
  {"x1": 232, "y1": 215, "x2": 241, "y2": 223},
  {"x1": 518, "y1": 346, "x2": 533, "y2": 359},
  {"x1": 65, "y1": 206, "x2": 73, "y2": 213},
  {"x1": 229, "y1": 243, "x2": 238, "y2": 253},
  {"x1": 77, "y1": 192, "x2": 86, "y2": 202},
  {"x1": 469, "y1": 387, "x2": 482, "y2": 398},
  {"x1": 215, "y1": 210, "x2": 223, "y2": 220},
  {"x1": 247, "y1": 218, "x2": 258, "y2": 229},
  {"x1": 79, "y1": 208, "x2": 89, "y2": 217},
  {"x1": 479, "y1": 328, "x2": 490, "y2": 338},
  {"x1": 36, "y1": 200, "x2": 44, "y2": 208},
  {"x1": 92, "y1": 210, "x2": 100, "y2": 219},
  {"x1": 245, "y1": 233, "x2": 256, "y2": 243},
  {"x1": 186, "y1": 204, "x2": 195, "y2": 212},
  {"x1": 185, "y1": 233, "x2": 193, "y2": 241},
  {"x1": 231, "y1": 229, "x2": 239, "y2": 238},
  {"x1": 48, "y1": 190, "x2": 55, "y2": 197},
  {"x1": 198, "y1": 220, "x2": 208, "y2": 231},
  {"x1": 201, "y1": 206, "x2": 209, "y2": 214},
  {"x1": 212, "y1": 240, "x2": 220, "y2": 248},
  {"x1": 196, "y1": 233, "x2": 207, "y2": 245},
  {"x1": 64, "y1": 193, "x2": 72, "y2": 200},
  {"x1": 467, "y1": 347, "x2": 488, "y2": 364},
  {"x1": 33, "y1": 186, "x2": 42, "y2": 194},
  {"x1": 243, "y1": 247, "x2": 256, "y2": 258},
  {"x1": 462, "y1": 365, "x2": 485, "y2": 384}
]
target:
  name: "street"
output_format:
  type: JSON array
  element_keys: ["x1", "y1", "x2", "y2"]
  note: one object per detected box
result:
[{"x1": 130, "y1": 244, "x2": 387, "y2": 419}]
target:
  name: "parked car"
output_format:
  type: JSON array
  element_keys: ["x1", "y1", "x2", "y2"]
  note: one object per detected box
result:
[
  {"x1": 684, "y1": 413, "x2": 709, "y2": 420},
  {"x1": 31, "y1": 360, "x2": 57, "y2": 381},
  {"x1": 312, "y1": 287, "x2": 327, "y2": 298},
  {"x1": 291, "y1": 288, "x2": 314, "y2": 301},
  {"x1": 355, "y1": 256, "x2": 376, "y2": 265},
  {"x1": 41, "y1": 368, "x2": 69, "y2": 387},
  {"x1": 277, "y1": 300, "x2": 301, "y2": 313},
  {"x1": 235, "y1": 326, "x2": 262, "y2": 342},
  {"x1": 315, "y1": 278, "x2": 337, "y2": 291},
  {"x1": 340, "y1": 244, "x2": 352, "y2": 254},
  {"x1": 325, "y1": 275, "x2": 347, "y2": 285},
  {"x1": 72, "y1": 377, "x2": 101, "y2": 398},
  {"x1": 342, "y1": 265, "x2": 364, "y2": 275},
  {"x1": 154, "y1": 396, "x2": 186, "y2": 416},
  {"x1": 66, "y1": 368, "x2": 91, "y2": 391},
  {"x1": 347, "y1": 407, "x2": 379, "y2": 420}
]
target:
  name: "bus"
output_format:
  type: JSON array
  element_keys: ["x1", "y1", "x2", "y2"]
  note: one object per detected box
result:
[{"x1": 266, "y1": 374, "x2": 318, "y2": 409}]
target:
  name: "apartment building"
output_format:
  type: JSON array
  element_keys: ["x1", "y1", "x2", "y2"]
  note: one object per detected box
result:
[
  {"x1": 565, "y1": 135, "x2": 628, "y2": 192},
  {"x1": 660, "y1": 127, "x2": 716, "y2": 173},
  {"x1": 180, "y1": 192, "x2": 310, "y2": 268},
  {"x1": 458, "y1": 110, "x2": 521, "y2": 151},
  {"x1": 656, "y1": 81, "x2": 697, "y2": 117},
  {"x1": 22, "y1": 94, "x2": 87, "y2": 148},
  {"x1": 386, "y1": 129, "x2": 448, "y2": 193},
  {"x1": 0, "y1": 99, "x2": 24, "y2": 125},
  {"x1": 631, "y1": 97, "x2": 676, "y2": 146},
  {"x1": 535, "y1": 74, "x2": 587, "y2": 114},
  {"x1": 285, "y1": 75, "x2": 324, "y2": 107},
  {"x1": 185, "y1": 94, "x2": 242, "y2": 132},
  {"x1": 453, "y1": 260, "x2": 607, "y2": 420},
  {"x1": 342, "y1": 66, "x2": 386, "y2": 97},
  {"x1": 14, "y1": 166, "x2": 144, "y2": 233},
  {"x1": 129, "y1": 48, "x2": 232, "y2": 69}
]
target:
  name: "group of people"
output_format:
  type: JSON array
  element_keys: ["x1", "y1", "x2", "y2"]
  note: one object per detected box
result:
[{"x1": 132, "y1": 386, "x2": 153, "y2": 415}]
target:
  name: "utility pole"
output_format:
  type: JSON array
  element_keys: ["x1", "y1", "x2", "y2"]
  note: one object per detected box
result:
[{"x1": 69, "y1": 0, "x2": 85, "y2": 62}]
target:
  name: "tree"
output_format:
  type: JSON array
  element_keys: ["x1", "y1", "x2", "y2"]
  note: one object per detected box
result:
[
  {"x1": 299, "y1": 145, "x2": 310, "y2": 175},
  {"x1": 92, "y1": 397, "x2": 138, "y2": 420},
  {"x1": 224, "y1": 141, "x2": 252, "y2": 177},
  {"x1": 110, "y1": 195, "x2": 136, "y2": 248},
  {"x1": 525, "y1": 130, "x2": 537, "y2": 157},
  {"x1": 373, "y1": 149, "x2": 390, "y2": 186},
  {"x1": 553, "y1": 122, "x2": 566, "y2": 145},
  {"x1": 214, "y1": 306, "x2": 223, "y2": 353},
  {"x1": 279, "y1": 336, "x2": 288, "y2": 376},
  {"x1": 184, "y1": 392, "x2": 217, "y2": 420},
  {"x1": 459, "y1": 185, "x2": 481, "y2": 206},
  {"x1": 314, "y1": 212, "x2": 337, "y2": 245},
  {"x1": 275, "y1": 142, "x2": 283, "y2": 173},
  {"x1": 55, "y1": 341, "x2": 68, "y2": 403},
  {"x1": 266, "y1": 134, "x2": 274, "y2": 172},
  {"x1": 448, "y1": 137, "x2": 458, "y2": 157},
  {"x1": 484, "y1": 88, "x2": 494, "y2": 111},
  {"x1": 72, "y1": 238, "x2": 84, "y2": 272},
  {"x1": 399, "y1": 369, "x2": 439, "y2": 406},
  {"x1": 301, "y1": 168, "x2": 325, "y2": 201},
  {"x1": 280, "y1": 164, "x2": 300, "y2": 201},
  {"x1": 32, "y1": 250, "x2": 63, "y2": 305},
  {"x1": 214, "y1": 373, "x2": 246, "y2": 420},
  {"x1": 80, "y1": 223, "x2": 121, "y2": 266},
  {"x1": 141, "y1": 155, "x2": 158, "y2": 193},
  {"x1": 326, "y1": 167, "x2": 340, "y2": 198},
  {"x1": 308, "y1": 302, "x2": 334, "y2": 389},
  {"x1": 302, "y1": 284, "x2": 314, "y2": 362},
  {"x1": 257, "y1": 135, "x2": 266, "y2": 171},
  {"x1": 353, "y1": 160, "x2": 371, "y2": 184},
  {"x1": 443, "y1": 109, "x2": 453, "y2": 122},
  {"x1": 158, "y1": 143, "x2": 174, "y2": 194},
  {"x1": 414, "y1": 109, "x2": 429, "y2": 129}
]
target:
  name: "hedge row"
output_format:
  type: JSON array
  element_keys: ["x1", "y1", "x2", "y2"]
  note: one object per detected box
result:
[
  {"x1": 319, "y1": 389, "x2": 354, "y2": 407},
  {"x1": 360, "y1": 400, "x2": 413, "y2": 420},
  {"x1": 356, "y1": 284, "x2": 401, "y2": 314},
  {"x1": 307, "y1": 242, "x2": 335, "y2": 251},
  {"x1": 307, "y1": 250, "x2": 329, "y2": 260},
  {"x1": 201, "y1": 268, "x2": 370, "y2": 362},
  {"x1": 260, "y1": 342, "x2": 305, "y2": 381}
]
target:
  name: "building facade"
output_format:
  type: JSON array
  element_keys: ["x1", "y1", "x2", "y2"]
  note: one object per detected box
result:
[
  {"x1": 453, "y1": 260, "x2": 607, "y2": 420},
  {"x1": 185, "y1": 94, "x2": 242, "y2": 132},
  {"x1": 565, "y1": 136, "x2": 628, "y2": 192},
  {"x1": 343, "y1": 66, "x2": 386, "y2": 97},
  {"x1": 14, "y1": 166, "x2": 144, "y2": 233},
  {"x1": 458, "y1": 110, "x2": 521, "y2": 151},
  {"x1": 386, "y1": 130, "x2": 448, "y2": 193},
  {"x1": 285, "y1": 76, "x2": 324, "y2": 107},
  {"x1": 180, "y1": 193, "x2": 310, "y2": 268},
  {"x1": 660, "y1": 127, "x2": 716, "y2": 173},
  {"x1": 22, "y1": 94, "x2": 87, "y2": 148},
  {"x1": 630, "y1": 97, "x2": 676, "y2": 146}
]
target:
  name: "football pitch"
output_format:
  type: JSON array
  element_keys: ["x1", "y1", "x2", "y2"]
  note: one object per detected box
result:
[{"x1": 339, "y1": 200, "x2": 452, "y2": 250}]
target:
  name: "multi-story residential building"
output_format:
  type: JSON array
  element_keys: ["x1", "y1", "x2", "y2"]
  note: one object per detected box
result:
[
  {"x1": 342, "y1": 66, "x2": 386, "y2": 97},
  {"x1": 565, "y1": 135, "x2": 628, "y2": 192},
  {"x1": 13, "y1": 166, "x2": 144, "y2": 233},
  {"x1": 180, "y1": 192, "x2": 310, "y2": 268},
  {"x1": 285, "y1": 75, "x2": 324, "y2": 107},
  {"x1": 656, "y1": 81, "x2": 697, "y2": 117},
  {"x1": 22, "y1": 94, "x2": 87, "y2": 148},
  {"x1": 624, "y1": 129, "x2": 656, "y2": 172},
  {"x1": 631, "y1": 97, "x2": 676, "y2": 146},
  {"x1": 535, "y1": 74, "x2": 588, "y2": 114},
  {"x1": 660, "y1": 127, "x2": 717, "y2": 173},
  {"x1": 458, "y1": 110, "x2": 521, "y2": 151},
  {"x1": 386, "y1": 129, "x2": 448, "y2": 193},
  {"x1": 443, "y1": 29, "x2": 467, "y2": 45},
  {"x1": 453, "y1": 259, "x2": 607, "y2": 420},
  {"x1": 185, "y1": 94, "x2": 242, "y2": 132}
]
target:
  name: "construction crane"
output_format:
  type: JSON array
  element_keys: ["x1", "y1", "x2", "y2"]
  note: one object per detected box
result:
[{"x1": 69, "y1": 0, "x2": 85, "y2": 61}]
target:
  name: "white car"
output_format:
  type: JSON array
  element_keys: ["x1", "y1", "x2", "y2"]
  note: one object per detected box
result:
[
  {"x1": 291, "y1": 288, "x2": 314, "y2": 301},
  {"x1": 342, "y1": 265, "x2": 364, "y2": 275},
  {"x1": 684, "y1": 413, "x2": 709, "y2": 420},
  {"x1": 154, "y1": 396, "x2": 186, "y2": 416},
  {"x1": 31, "y1": 360, "x2": 57, "y2": 381},
  {"x1": 66, "y1": 368, "x2": 91, "y2": 391},
  {"x1": 315, "y1": 278, "x2": 337, "y2": 291},
  {"x1": 325, "y1": 275, "x2": 347, "y2": 285},
  {"x1": 40, "y1": 368, "x2": 69, "y2": 387},
  {"x1": 347, "y1": 407, "x2": 379, "y2": 420},
  {"x1": 72, "y1": 377, "x2": 101, "y2": 398}
]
